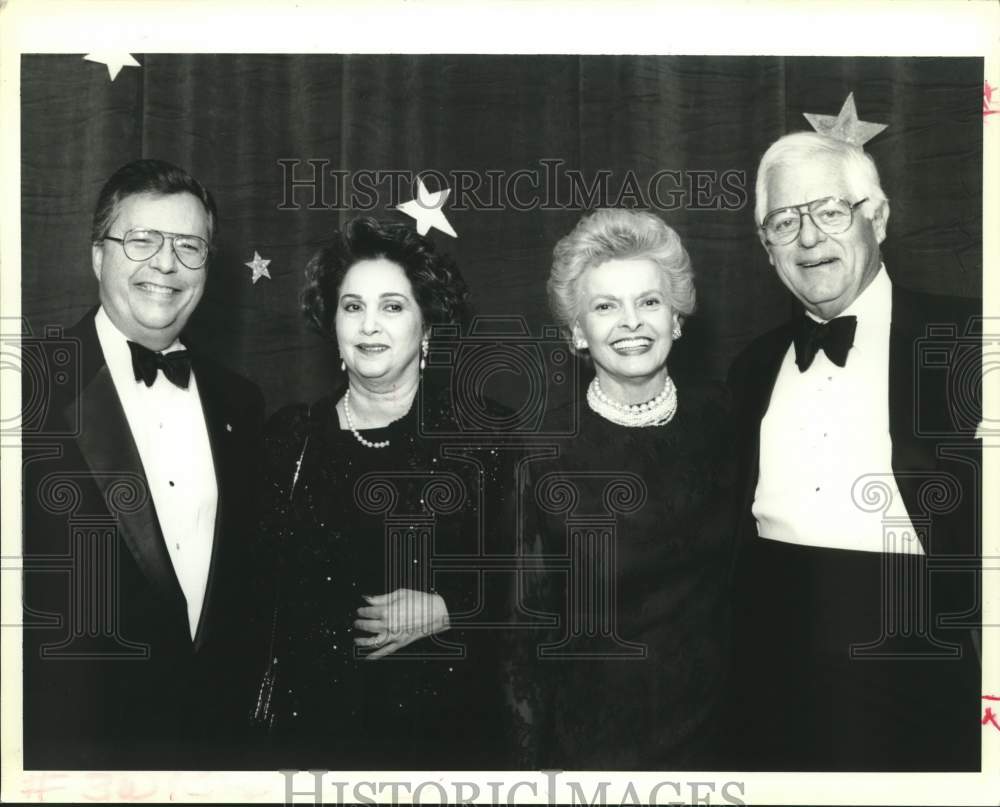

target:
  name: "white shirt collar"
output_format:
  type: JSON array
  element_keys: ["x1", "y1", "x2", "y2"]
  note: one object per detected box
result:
[
  {"x1": 95, "y1": 306, "x2": 184, "y2": 358},
  {"x1": 95, "y1": 306, "x2": 136, "y2": 382},
  {"x1": 804, "y1": 263, "x2": 890, "y2": 325},
  {"x1": 840, "y1": 263, "x2": 890, "y2": 324},
  {"x1": 95, "y1": 306, "x2": 187, "y2": 390}
]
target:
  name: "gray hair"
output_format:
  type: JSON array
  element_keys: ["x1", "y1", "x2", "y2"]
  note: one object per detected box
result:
[
  {"x1": 547, "y1": 208, "x2": 695, "y2": 350},
  {"x1": 754, "y1": 132, "x2": 888, "y2": 226}
]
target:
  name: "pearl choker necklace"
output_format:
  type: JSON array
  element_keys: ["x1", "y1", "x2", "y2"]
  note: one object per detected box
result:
[
  {"x1": 343, "y1": 387, "x2": 390, "y2": 449},
  {"x1": 586, "y1": 375, "x2": 678, "y2": 428}
]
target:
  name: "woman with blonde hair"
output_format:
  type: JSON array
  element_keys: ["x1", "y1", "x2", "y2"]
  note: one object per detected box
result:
[{"x1": 510, "y1": 208, "x2": 735, "y2": 768}]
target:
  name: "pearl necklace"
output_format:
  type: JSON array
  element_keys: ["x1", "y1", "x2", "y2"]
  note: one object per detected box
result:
[
  {"x1": 586, "y1": 375, "x2": 678, "y2": 428},
  {"x1": 343, "y1": 387, "x2": 391, "y2": 449}
]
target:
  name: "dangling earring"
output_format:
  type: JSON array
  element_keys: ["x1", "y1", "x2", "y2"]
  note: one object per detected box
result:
[
  {"x1": 420, "y1": 337, "x2": 429, "y2": 371},
  {"x1": 340, "y1": 357, "x2": 346, "y2": 372},
  {"x1": 672, "y1": 322, "x2": 682, "y2": 340}
]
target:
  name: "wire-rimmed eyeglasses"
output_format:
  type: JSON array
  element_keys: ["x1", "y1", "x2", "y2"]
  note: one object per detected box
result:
[
  {"x1": 760, "y1": 197, "x2": 869, "y2": 246},
  {"x1": 102, "y1": 228, "x2": 210, "y2": 269}
]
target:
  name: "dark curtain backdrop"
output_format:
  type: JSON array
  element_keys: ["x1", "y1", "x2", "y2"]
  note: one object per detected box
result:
[{"x1": 21, "y1": 55, "x2": 983, "y2": 414}]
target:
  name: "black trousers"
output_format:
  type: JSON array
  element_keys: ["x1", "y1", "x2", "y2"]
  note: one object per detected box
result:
[{"x1": 725, "y1": 538, "x2": 980, "y2": 771}]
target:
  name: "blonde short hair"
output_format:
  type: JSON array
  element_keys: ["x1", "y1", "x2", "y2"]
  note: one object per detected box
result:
[{"x1": 547, "y1": 208, "x2": 695, "y2": 350}]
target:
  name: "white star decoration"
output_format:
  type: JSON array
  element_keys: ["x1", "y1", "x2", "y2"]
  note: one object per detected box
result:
[
  {"x1": 803, "y1": 92, "x2": 888, "y2": 147},
  {"x1": 396, "y1": 178, "x2": 458, "y2": 238},
  {"x1": 83, "y1": 53, "x2": 141, "y2": 82},
  {"x1": 244, "y1": 251, "x2": 272, "y2": 285}
]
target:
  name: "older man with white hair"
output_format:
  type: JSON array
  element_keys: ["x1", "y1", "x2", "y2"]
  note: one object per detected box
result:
[{"x1": 725, "y1": 122, "x2": 981, "y2": 770}]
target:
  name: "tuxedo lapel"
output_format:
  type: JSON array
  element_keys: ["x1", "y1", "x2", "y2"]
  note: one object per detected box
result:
[
  {"x1": 888, "y1": 287, "x2": 938, "y2": 548},
  {"x1": 736, "y1": 322, "x2": 796, "y2": 540},
  {"x1": 187, "y1": 355, "x2": 236, "y2": 651},
  {"x1": 64, "y1": 323, "x2": 187, "y2": 608},
  {"x1": 748, "y1": 331, "x2": 792, "y2": 434}
]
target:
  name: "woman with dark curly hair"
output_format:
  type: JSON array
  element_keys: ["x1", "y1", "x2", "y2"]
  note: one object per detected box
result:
[{"x1": 254, "y1": 217, "x2": 507, "y2": 768}]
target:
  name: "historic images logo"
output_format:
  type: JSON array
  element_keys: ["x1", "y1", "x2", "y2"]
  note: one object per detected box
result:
[{"x1": 277, "y1": 159, "x2": 748, "y2": 213}]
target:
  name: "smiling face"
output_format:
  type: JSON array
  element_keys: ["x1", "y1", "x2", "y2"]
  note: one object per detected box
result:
[
  {"x1": 573, "y1": 257, "x2": 679, "y2": 403},
  {"x1": 761, "y1": 152, "x2": 887, "y2": 320},
  {"x1": 335, "y1": 258, "x2": 425, "y2": 389},
  {"x1": 92, "y1": 192, "x2": 209, "y2": 351}
]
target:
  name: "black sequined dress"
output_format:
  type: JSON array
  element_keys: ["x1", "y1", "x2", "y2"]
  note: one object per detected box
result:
[{"x1": 258, "y1": 383, "x2": 510, "y2": 769}]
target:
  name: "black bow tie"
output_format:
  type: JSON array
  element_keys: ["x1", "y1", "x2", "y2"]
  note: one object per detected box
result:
[
  {"x1": 128, "y1": 341, "x2": 192, "y2": 388},
  {"x1": 793, "y1": 314, "x2": 857, "y2": 372}
]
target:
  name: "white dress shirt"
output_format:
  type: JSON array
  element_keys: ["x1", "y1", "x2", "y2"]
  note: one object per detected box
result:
[
  {"x1": 753, "y1": 267, "x2": 922, "y2": 555},
  {"x1": 95, "y1": 307, "x2": 219, "y2": 637}
]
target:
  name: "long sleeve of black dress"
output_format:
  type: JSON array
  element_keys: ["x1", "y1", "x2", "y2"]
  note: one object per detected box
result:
[
  {"x1": 258, "y1": 388, "x2": 516, "y2": 769},
  {"x1": 508, "y1": 380, "x2": 736, "y2": 770}
]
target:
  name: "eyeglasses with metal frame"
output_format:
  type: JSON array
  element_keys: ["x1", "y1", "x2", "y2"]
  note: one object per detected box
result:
[
  {"x1": 760, "y1": 196, "x2": 869, "y2": 246},
  {"x1": 102, "y1": 228, "x2": 210, "y2": 270}
]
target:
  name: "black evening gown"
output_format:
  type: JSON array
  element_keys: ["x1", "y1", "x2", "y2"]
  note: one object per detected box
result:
[
  {"x1": 257, "y1": 384, "x2": 510, "y2": 769},
  {"x1": 509, "y1": 380, "x2": 736, "y2": 770}
]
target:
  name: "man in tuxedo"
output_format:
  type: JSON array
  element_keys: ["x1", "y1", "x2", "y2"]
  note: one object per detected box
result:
[
  {"x1": 726, "y1": 132, "x2": 981, "y2": 770},
  {"x1": 22, "y1": 159, "x2": 267, "y2": 769}
]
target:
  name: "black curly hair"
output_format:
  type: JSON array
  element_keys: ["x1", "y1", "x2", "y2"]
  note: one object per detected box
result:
[{"x1": 301, "y1": 217, "x2": 470, "y2": 346}]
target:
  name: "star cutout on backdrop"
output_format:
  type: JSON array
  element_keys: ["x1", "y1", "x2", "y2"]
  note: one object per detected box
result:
[
  {"x1": 396, "y1": 177, "x2": 458, "y2": 238},
  {"x1": 244, "y1": 251, "x2": 272, "y2": 285},
  {"x1": 803, "y1": 92, "x2": 887, "y2": 147},
  {"x1": 83, "y1": 53, "x2": 141, "y2": 82}
]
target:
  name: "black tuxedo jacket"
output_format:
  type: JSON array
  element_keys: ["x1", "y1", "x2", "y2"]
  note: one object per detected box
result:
[
  {"x1": 725, "y1": 283, "x2": 982, "y2": 769},
  {"x1": 22, "y1": 308, "x2": 267, "y2": 769},
  {"x1": 729, "y1": 283, "x2": 982, "y2": 562}
]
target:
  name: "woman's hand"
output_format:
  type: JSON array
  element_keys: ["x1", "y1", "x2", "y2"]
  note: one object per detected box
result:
[{"x1": 353, "y1": 588, "x2": 450, "y2": 660}]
